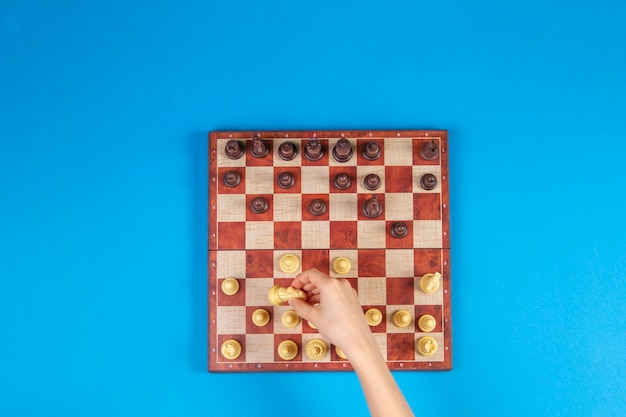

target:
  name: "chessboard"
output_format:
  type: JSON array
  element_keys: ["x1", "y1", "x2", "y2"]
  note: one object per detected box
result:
[{"x1": 209, "y1": 130, "x2": 451, "y2": 372}]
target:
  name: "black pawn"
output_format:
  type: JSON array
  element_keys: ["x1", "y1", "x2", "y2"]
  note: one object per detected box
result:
[
  {"x1": 225, "y1": 139, "x2": 244, "y2": 160},
  {"x1": 420, "y1": 141, "x2": 439, "y2": 160},
  {"x1": 333, "y1": 173, "x2": 351, "y2": 190},
  {"x1": 309, "y1": 199, "x2": 327, "y2": 216},
  {"x1": 332, "y1": 138, "x2": 353, "y2": 162},
  {"x1": 278, "y1": 141, "x2": 297, "y2": 161},
  {"x1": 304, "y1": 138, "x2": 323, "y2": 161},
  {"x1": 390, "y1": 222, "x2": 408, "y2": 239},
  {"x1": 362, "y1": 195, "x2": 382, "y2": 218},
  {"x1": 250, "y1": 134, "x2": 269, "y2": 158},
  {"x1": 364, "y1": 173, "x2": 381, "y2": 191},
  {"x1": 250, "y1": 196, "x2": 269, "y2": 214},
  {"x1": 277, "y1": 172, "x2": 295, "y2": 189},
  {"x1": 223, "y1": 170, "x2": 241, "y2": 187},
  {"x1": 362, "y1": 141, "x2": 382, "y2": 161},
  {"x1": 420, "y1": 174, "x2": 437, "y2": 190}
]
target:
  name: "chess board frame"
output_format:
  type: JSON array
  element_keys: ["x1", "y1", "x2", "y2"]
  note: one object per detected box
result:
[{"x1": 209, "y1": 130, "x2": 451, "y2": 372}]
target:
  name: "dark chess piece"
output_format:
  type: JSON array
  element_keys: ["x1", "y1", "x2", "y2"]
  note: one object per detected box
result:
[
  {"x1": 308, "y1": 199, "x2": 327, "y2": 216},
  {"x1": 420, "y1": 141, "x2": 439, "y2": 160},
  {"x1": 332, "y1": 138, "x2": 353, "y2": 162},
  {"x1": 364, "y1": 173, "x2": 381, "y2": 191},
  {"x1": 362, "y1": 195, "x2": 382, "y2": 218},
  {"x1": 390, "y1": 222, "x2": 408, "y2": 239},
  {"x1": 278, "y1": 141, "x2": 297, "y2": 161},
  {"x1": 250, "y1": 196, "x2": 269, "y2": 214},
  {"x1": 333, "y1": 173, "x2": 351, "y2": 190},
  {"x1": 250, "y1": 134, "x2": 269, "y2": 158},
  {"x1": 420, "y1": 173, "x2": 437, "y2": 190},
  {"x1": 225, "y1": 139, "x2": 244, "y2": 160},
  {"x1": 362, "y1": 141, "x2": 382, "y2": 161},
  {"x1": 223, "y1": 170, "x2": 241, "y2": 187},
  {"x1": 304, "y1": 138, "x2": 323, "y2": 161},
  {"x1": 277, "y1": 172, "x2": 295, "y2": 189}
]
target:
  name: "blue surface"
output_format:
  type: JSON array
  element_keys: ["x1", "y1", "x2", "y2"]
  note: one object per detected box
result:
[{"x1": 1, "y1": 1, "x2": 625, "y2": 416}]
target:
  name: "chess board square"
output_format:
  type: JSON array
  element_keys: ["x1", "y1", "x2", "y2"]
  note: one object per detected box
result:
[
  {"x1": 301, "y1": 221, "x2": 330, "y2": 249},
  {"x1": 246, "y1": 334, "x2": 275, "y2": 363},
  {"x1": 356, "y1": 165, "x2": 385, "y2": 194},
  {"x1": 273, "y1": 194, "x2": 302, "y2": 222},
  {"x1": 329, "y1": 221, "x2": 358, "y2": 249},
  {"x1": 246, "y1": 141, "x2": 274, "y2": 167},
  {"x1": 274, "y1": 249, "x2": 303, "y2": 278},
  {"x1": 217, "y1": 222, "x2": 245, "y2": 249},
  {"x1": 413, "y1": 220, "x2": 442, "y2": 248},
  {"x1": 245, "y1": 278, "x2": 274, "y2": 305},
  {"x1": 216, "y1": 250, "x2": 246, "y2": 279},
  {"x1": 245, "y1": 222, "x2": 274, "y2": 249},
  {"x1": 414, "y1": 333, "x2": 445, "y2": 362},
  {"x1": 412, "y1": 138, "x2": 441, "y2": 166},
  {"x1": 274, "y1": 166, "x2": 301, "y2": 194},
  {"x1": 245, "y1": 167, "x2": 274, "y2": 193},
  {"x1": 301, "y1": 166, "x2": 329, "y2": 193},
  {"x1": 274, "y1": 334, "x2": 303, "y2": 362},
  {"x1": 329, "y1": 166, "x2": 357, "y2": 193},
  {"x1": 300, "y1": 138, "x2": 330, "y2": 166},
  {"x1": 217, "y1": 306, "x2": 246, "y2": 334},
  {"x1": 415, "y1": 305, "x2": 443, "y2": 332},
  {"x1": 245, "y1": 250, "x2": 274, "y2": 278},
  {"x1": 373, "y1": 333, "x2": 388, "y2": 361},
  {"x1": 302, "y1": 194, "x2": 329, "y2": 221},
  {"x1": 246, "y1": 195, "x2": 273, "y2": 221},
  {"x1": 356, "y1": 139, "x2": 385, "y2": 165},
  {"x1": 413, "y1": 165, "x2": 442, "y2": 192},
  {"x1": 383, "y1": 138, "x2": 413, "y2": 166},
  {"x1": 387, "y1": 333, "x2": 416, "y2": 361},
  {"x1": 217, "y1": 278, "x2": 245, "y2": 306},
  {"x1": 329, "y1": 194, "x2": 358, "y2": 221},
  {"x1": 413, "y1": 193, "x2": 441, "y2": 220},
  {"x1": 414, "y1": 249, "x2": 442, "y2": 276},
  {"x1": 384, "y1": 166, "x2": 413, "y2": 193},
  {"x1": 384, "y1": 193, "x2": 413, "y2": 221},
  {"x1": 357, "y1": 194, "x2": 385, "y2": 221},
  {"x1": 357, "y1": 278, "x2": 387, "y2": 305},
  {"x1": 302, "y1": 334, "x2": 331, "y2": 362},
  {"x1": 328, "y1": 137, "x2": 357, "y2": 167},
  {"x1": 274, "y1": 306, "x2": 303, "y2": 334},
  {"x1": 302, "y1": 249, "x2": 330, "y2": 274},
  {"x1": 274, "y1": 222, "x2": 302, "y2": 249},
  {"x1": 385, "y1": 249, "x2": 414, "y2": 277},
  {"x1": 216, "y1": 139, "x2": 246, "y2": 168},
  {"x1": 217, "y1": 334, "x2": 246, "y2": 363},
  {"x1": 217, "y1": 167, "x2": 245, "y2": 194},
  {"x1": 414, "y1": 275, "x2": 444, "y2": 305},
  {"x1": 357, "y1": 221, "x2": 386, "y2": 248},
  {"x1": 386, "y1": 305, "x2": 416, "y2": 333},
  {"x1": 246, "y1": 306, "x2": 274, "y2": 334},
  {"x1": 329, "y1": 249, "x2": 358, "y2": 277},
  {"x1": 386, "y1": 278, "x2": 415, "y2": 305},
  {"x1": 385, "y1": 221, "x2": 414, "y2": 249},
  {"x1": 362, "y1": 305, "x2": 387, "y2": 333},
  {"x1": 273, "y1": 139, "x2": 302, "y2": 167},
  {"x1": 217, "y1": 195, "x2": 246, "y2": 222},
  {"x1": 357, "y1": 249, "x2": 386, "y2": 277}
]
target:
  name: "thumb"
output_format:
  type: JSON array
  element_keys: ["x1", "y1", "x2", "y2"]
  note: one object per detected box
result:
[{"x1": 288, "y1": 298, "x2": 319, "y2": 324}]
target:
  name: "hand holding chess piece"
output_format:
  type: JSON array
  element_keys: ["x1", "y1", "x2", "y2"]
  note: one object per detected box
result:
[{"x1": 268, "y1": 285, "x2": 306, "y2": 306}]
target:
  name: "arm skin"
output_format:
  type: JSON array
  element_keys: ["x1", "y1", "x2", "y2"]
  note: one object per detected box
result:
[{"x1": 289, "y1": 269, "x2": 414, "y2": 417}]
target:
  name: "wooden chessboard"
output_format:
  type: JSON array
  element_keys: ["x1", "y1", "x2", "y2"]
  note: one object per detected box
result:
[{"x1": 208, "y1": 130, "x2": 451, "y2": 372}]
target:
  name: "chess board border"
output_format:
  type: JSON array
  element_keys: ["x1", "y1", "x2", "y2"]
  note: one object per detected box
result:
[{"x1": 208, "y1": 130, "x2": 451, "y2": 372}]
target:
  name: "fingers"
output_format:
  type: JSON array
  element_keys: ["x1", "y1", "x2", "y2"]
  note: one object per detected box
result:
[
  {"x1": 290, "y1": 268, "x2": 329, "y2": 289},
  {"x1": 288, "y1": 298, "x2": 320, "y2": 323}
]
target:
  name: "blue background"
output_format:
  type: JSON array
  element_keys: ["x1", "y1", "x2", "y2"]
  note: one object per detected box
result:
[{"x1": 1, "y1": 1, "x2": 625, "y2": 416}]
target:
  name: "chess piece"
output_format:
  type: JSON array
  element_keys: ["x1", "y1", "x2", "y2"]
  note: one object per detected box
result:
[
  {"x1": 278, "y1": 141, "x2": 297, "y2": 161},
  {"x1": 304, "y1": 138, "x2": 323, "y2": 161},
  {"x1": 279, "y1": 254, "x2": 300, "y2": 274},
  {"x1": 390, "y1": 222, "x2": 408, "y2": 239},
  {"x1": 333, "y1": 173, "x2": 351, "y2": 190},
  {"x1": 250, "y1": 134, "x2": 269, "y2": 158},
  {"x1": 305, "y1": 339, "x2": 327, "y2": 360},
  {"x1": 277, "y1": 340, "x2": 298, "y2": 360},
  {"x1": 281, "y1": 310, "x2": 300, "y2": 328},
  {"x1": 393, "y1": 310, "x2": 412, "y2": 328},
  {"x1": 268, "y1": 285, "x2": 306, "y2": 306},
  {"x1": 222, "y1": 170, "x2": 241, "y2": 187},
  {"x1": 420, "y1": 173, "x2": 437, "y2": 190},
  {"x1": 277, "y1": 171, "x2": 295, "y2": 189},
  {"x1": 362, "y1": 141, "x2": 382, "y2": 161},
  {"x1": 221, "y1": 278, "x2": 239, "y2": 296},
  {"x1": 418, "y1": 314, "x2": 437, "y2": 332},
  {"x1": 250, "y1": 196, "x2": 269, "y2": 214},
  {"x1": 420, "y1": 140, "x2": 439, "y2": 160},
  {"x1": 365, "y1": 308, "x2": 383, "y2": 326},
  {"x1": 224, "y1": 139, "x2": 244, "y2": 160},
  {"x1": 252, "y1": 308, "x2": 270, "y2": 327},
  {"x1": 307, "y1": 320, "x2": 317, "y2": 330},
  {"x1": 332, "y1": 138, "x2": 353, "y2": 162},
  {"x1": 333, "y1": 257, "x2": 351, "y2": 275},
  {"x1": 419, "y1": 272, "x2": 441, "y2": 293},
  {"x1": 363, "y1": 173, "x2": 381, "y2": 191},
  {"x1": 417, "y1": 336, "x2": 438, "y2": 356},
  {"x1": 308, "y1": 198, "x2": 327, "y2": 216},
  {"x1": 220, "y1": 339, "x2": 242, "y2": 360},
  {"x1": 362, "y1": 195, "x2": 382, "y2": 218},
  {"x1": 335, "y1": 346, "x2": 348, "y2": 360}
]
